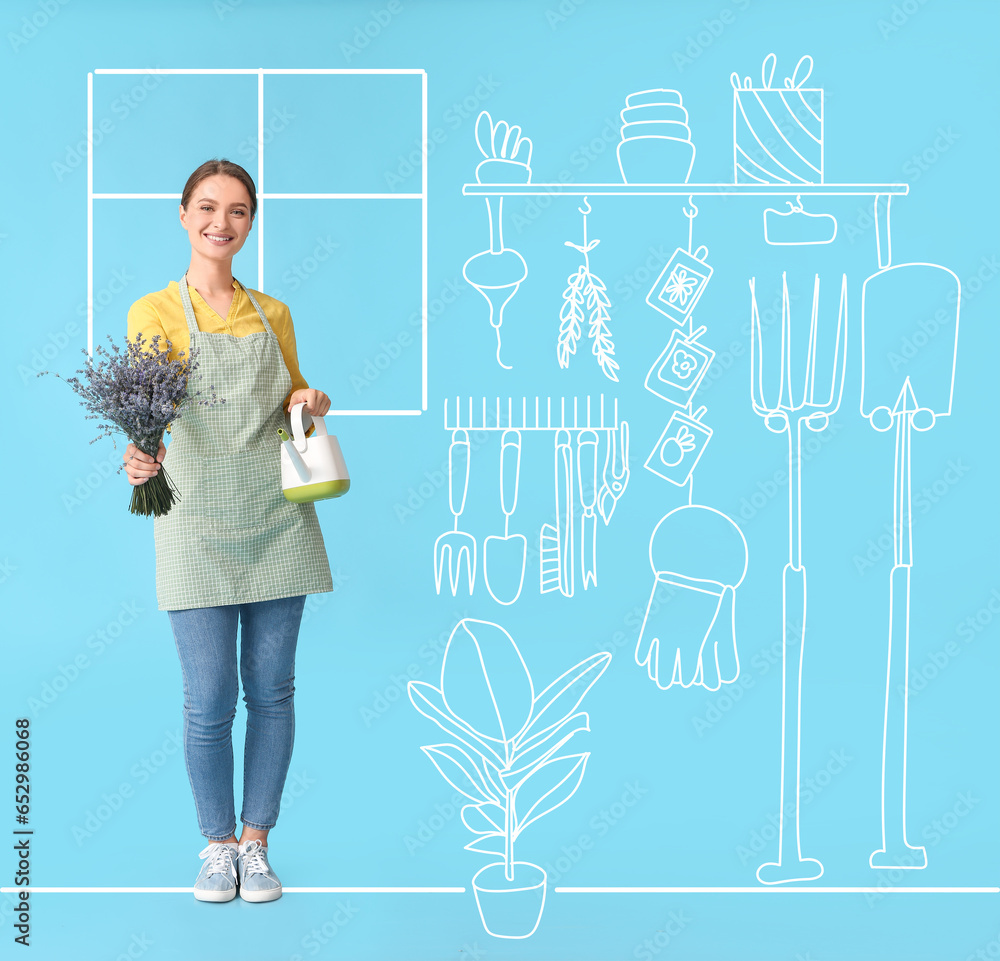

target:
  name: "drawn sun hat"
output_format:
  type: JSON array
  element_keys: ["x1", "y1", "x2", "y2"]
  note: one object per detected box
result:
[
  {"x1": 634, "y1": 505, "x2": 748, "y2": 691},
  {"x1": 617, "y1": 88, "x2": 695, "y2": 184}
]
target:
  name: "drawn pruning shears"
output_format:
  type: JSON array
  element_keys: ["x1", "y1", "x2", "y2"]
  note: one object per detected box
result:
[{"x1": 597, "y1": 420, "x2": 629, "y2": 525}]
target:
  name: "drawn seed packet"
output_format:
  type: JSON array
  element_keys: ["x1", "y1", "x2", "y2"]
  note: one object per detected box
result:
[
  {"x1": 644, "y1": 409, "x2": 713, "y2": 486},
  {"x1": 645, "y1": 326, "x2": 716, "y2": 407},
  {"x1": 646, "y1": 245, "x2": 713, "y2": 326}
]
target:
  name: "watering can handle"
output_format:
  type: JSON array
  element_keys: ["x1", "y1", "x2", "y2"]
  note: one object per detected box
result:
[{"x1": 290, "y1": 402, "x2": 329, "y2": 451}]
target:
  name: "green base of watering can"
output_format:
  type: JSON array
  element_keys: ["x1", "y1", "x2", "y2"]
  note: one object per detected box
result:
[
  {"x1": 282, "y1": 478, "x2": 351, "y2": 503},
  {"x1": 278, "y1": 404, "x2": 351, "y2": 504}
]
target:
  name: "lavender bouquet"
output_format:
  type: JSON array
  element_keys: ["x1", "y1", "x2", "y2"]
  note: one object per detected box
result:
[{"x1": 41, "y1": 332, "x2": 223, "y2": 517}]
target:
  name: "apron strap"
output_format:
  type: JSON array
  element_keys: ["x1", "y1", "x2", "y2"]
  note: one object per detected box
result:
[
  {"x1": 177, "y1": 270, "x2": 276, "y2": 337},
  {"x1": 177, "y1": 270, "x2": 199, "y2": 336},
  {"x1": 241, "y1": 283, "x2": 276, "y2": 336}
]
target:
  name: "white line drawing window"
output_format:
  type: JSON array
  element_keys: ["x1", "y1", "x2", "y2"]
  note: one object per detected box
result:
[{"x1": 87, "y1": 67, "x2": 428, "y2": 416}]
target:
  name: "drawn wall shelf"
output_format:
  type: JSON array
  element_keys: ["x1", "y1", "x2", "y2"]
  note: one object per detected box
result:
[{"x1": 462, "y1": 182, "x2": 908, "y2": 196}]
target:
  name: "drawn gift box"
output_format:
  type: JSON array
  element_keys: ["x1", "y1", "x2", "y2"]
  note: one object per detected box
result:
[
  {"x1": 732, "y1": 54, "x2": 823, "y2": 184},
  {"x1": 644, "y1": 325, "x2": 716, "y2": 408},
  {"x1": 646, "y1": 245, "x2": 713, "y2": 326}
]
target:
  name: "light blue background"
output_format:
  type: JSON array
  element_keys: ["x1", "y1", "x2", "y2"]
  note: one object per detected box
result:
[{"x1": 3, "y1": 0, "x2": 999, "y2": 958}]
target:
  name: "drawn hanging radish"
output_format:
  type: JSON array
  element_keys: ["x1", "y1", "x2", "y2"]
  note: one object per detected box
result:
[
  {"x1": 463, "y1": 111, "x2": 532, "y2": 369},
  {"x1": 557, "y1": 199, "x2": 619, "y2": 383}
]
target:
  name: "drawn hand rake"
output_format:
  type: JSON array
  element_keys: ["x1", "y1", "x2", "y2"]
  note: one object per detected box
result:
[{"x1": 750, "y1": 272, "x2": 847, "y2": 885}]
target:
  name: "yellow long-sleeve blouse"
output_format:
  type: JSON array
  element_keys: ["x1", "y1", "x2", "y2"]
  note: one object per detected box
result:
[{"x1": 126, "y1": 278, "x2": 308, "y2": 413}]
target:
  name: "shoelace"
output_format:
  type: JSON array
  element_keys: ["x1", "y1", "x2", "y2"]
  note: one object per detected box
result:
[
  {"x1": 200, "y1": 844, "x2": 236, "y2": 878},
  {"x1": 240, "y1": 840, "x2": 269, "y2": 877}
]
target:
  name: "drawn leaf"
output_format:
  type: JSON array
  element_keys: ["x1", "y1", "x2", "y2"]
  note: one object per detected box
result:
[
  {"x1": 439, "y1": 619, "x2": 534, "y2": 743},
  {"x1": 464, "y1": 834, "x2": 507, "y2": 855},
  {"x1": 491, "y1": 119, "x2": 509, "y2": 157},
  {"x1": 515, "y1": 134, "x2": 533, "y2": 166},
  {"x1": 422, "y1": 744, "x2": 499, "y2": 804},
  {"x1": 586, "y1": 275, "x2": 619, "y2": 383},
  {"x1": 514, "y1": 653, "x2": 611, "y2": 747},
  {"x1": 512, "y1": 753, "x2": 589, "y2": 839},
  {"x1": 482, "y1": 756, "x2": 507, "y2": 800},
  {"x1": 461, "y1": 802, "x2": 506, "y2": 835},
  {"x1": 587, "y1": 269, "x2": 610, "y2": 297},
  {"x1": 502, "y1": 125, "x2": 521, "y2": 159},
  {"x1": 408, "y1": 681, "x2": 506, "y2": 767},
  {"x1": 557, "y1": 268, "x2": 586, "y2": 369},
  {"x1": 475, "y1": 111, "x2": 493, "y2": 158},
  {"x1": 503, "y1": 712, "x2": 590, "y2": 791}
]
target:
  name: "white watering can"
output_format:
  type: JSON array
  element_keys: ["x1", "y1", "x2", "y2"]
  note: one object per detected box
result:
[{"x1": 277, "y1": 403, "x2": 350, "y2": 503}]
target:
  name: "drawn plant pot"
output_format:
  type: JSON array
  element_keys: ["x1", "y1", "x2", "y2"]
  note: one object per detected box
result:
[
  {"x1": 617, "y1": 136, "x2": 695, "y2": 184},
  {"x1": 407, "y1": 618, "x2": 612, "y2": 941},
  {"x1": 472, "y1": 861, "x2": 547, "y2": 939},
  {"x1": 476, "y1": 159, "x2": 532, "y2": 184}
]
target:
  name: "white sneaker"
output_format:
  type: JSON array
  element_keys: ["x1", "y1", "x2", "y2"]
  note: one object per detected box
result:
[
  {"x1": 237, "y1": 839, "x2": 282, "y2": 902},
  {"x1": 193, "y1": 842, "x2": 238, "y2": 902}
]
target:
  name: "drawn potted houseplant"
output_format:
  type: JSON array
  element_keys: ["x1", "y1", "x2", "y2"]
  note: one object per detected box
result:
[
  {"x1": 473, "y1": 110, "x2": 532, "y2": 184},
  {"x1": 408, "y1": 618, "x2": 611, "y2": 939}
]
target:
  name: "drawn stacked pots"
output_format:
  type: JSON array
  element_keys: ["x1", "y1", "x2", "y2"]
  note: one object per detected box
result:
[{"x1": 617, "y1": 89, "x2": 696, "y2": 184}]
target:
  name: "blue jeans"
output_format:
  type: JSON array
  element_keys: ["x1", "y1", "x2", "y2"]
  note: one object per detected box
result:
[{"x1": 167, "y1": 595, "x2": 306, "y2": 840}]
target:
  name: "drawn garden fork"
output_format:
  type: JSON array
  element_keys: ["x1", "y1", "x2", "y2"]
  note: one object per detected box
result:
[{"x1": 750, "y1": 272, "x2": 847, "y2": 885}]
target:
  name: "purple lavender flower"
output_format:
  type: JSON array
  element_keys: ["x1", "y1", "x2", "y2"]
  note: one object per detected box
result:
[{"x1": 41, "y1": 331, "x2": 225, "y2": 516}]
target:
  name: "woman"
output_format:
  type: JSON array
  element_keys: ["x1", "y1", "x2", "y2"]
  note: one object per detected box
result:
[{"x1": 123, "y1": 158, "x2": 334, "y2": 903}]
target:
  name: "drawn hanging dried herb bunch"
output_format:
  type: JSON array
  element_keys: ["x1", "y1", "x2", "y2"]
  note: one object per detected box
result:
[{"x1": 557, "y1": 199, "x2": 619, "y2": 383}]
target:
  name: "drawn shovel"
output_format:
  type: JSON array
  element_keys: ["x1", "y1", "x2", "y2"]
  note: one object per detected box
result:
[
  {"x1": 861, "y1": 262, "x2": 960, "y2": 422},
  {"x1": 861, "y1": 258, "x2": 960, "y2": 871},
  {"x1": 484, "y1": 429, "x2": 526, "y2": 605}
]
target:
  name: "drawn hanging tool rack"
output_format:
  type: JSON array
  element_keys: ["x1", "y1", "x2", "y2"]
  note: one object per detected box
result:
[{"x1": 437, "y1": 395, "x2": 628, "y2": 601}]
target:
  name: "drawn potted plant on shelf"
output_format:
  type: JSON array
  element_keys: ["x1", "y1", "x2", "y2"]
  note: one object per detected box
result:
[
  {"x1": 474, "y1": 110, "x2": 532, "y2": 183},
  {"x1": 408, "y1": 618, "x2": 612, "y2": 939}
]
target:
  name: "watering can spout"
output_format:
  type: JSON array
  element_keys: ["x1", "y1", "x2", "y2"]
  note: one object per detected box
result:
[
  {"x1": 277, "y1": 428, "x2": 311, "y2": 482},
  {"x1": 277, "y1": 405, "x2": 350, "y2": 503}
]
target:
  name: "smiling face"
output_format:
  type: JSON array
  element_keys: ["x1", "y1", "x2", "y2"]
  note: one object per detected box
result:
[{"x1": 178, "y1": 173, "x2": 254, "y2": 262}]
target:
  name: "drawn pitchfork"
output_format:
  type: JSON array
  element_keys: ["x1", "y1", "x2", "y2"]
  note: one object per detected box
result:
[{"x1": 750, "y1": 272, "x2": 847, "y2": 885}]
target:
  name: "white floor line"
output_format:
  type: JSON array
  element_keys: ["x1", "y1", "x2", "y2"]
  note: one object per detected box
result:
[
  {"x1": 1, "y1": 886, "x2": 465, "y2": 894},
  {"x1": 5, "y1": 885, "x2": 992, "y2": 895},
  {"x1": 555, "y1": 886, "x2": 998, "y2": 894}
]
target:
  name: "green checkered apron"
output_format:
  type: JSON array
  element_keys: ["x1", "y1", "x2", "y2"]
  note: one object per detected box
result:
[{"x1": 153, "y1": 270, "x2": 334, "y2": 611}]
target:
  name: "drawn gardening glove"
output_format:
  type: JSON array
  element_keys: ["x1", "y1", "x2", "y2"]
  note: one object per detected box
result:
[
  {"x1": 694, "y1": 585, "x2": 739, "y2": 692},
  {"x1": 634, "y1": 506, "x2": 748, "y2": 691}
]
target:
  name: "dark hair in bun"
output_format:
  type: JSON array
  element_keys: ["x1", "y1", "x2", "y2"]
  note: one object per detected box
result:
[{"x1": 181, "y1": 158, "x2": 257, "y2": 219}]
